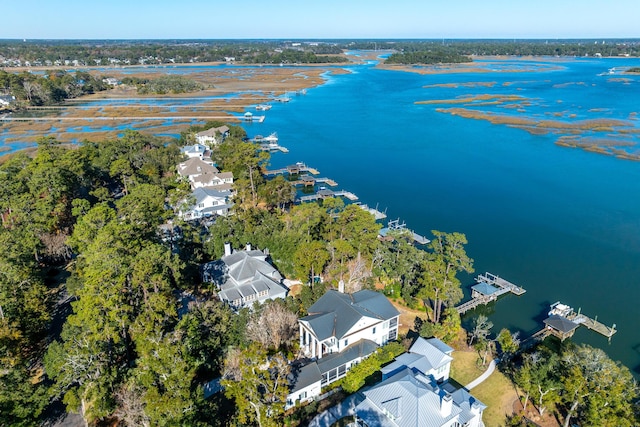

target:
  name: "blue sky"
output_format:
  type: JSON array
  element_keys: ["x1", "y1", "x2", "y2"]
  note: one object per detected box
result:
[{"x1": 3, "y1": 0, "x2": 639, "y2": 39}]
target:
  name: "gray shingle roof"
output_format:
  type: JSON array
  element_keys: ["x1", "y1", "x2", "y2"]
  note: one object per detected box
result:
[
  {"x1": 289, "y1": 362, "x2": 322, "y2": 394},
  {"x1": 301, "y1": 290, "x2": 399, "y2": 341},
  {"x1": 544, "y1": 315, "x2": 580, "y2": 333},
  {"x1": 178, "y1": 157, "x2": 219, "y2": 177},
  {"x1": 316, "y1": 339, "x2": 378, "y2": 374}
]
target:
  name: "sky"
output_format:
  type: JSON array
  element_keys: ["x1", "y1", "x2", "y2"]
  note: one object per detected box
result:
[{"x1": 2, "y1": 0, "x2": 640, "y2": 40}]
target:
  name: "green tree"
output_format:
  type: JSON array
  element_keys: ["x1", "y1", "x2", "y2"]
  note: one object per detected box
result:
[
  {"x1": 221, "y1": 345, "x2": 290, "y2": 427},
  {"x1": 293, "y1": 241, "x2": 330, "y2": 283},
  {"x1": 418, "y1": 231, "x2": 473, "y2": 323}
]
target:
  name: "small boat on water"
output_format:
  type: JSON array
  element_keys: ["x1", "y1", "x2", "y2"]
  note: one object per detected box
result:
[
  {"x1": 256, "y1": 104, "x2": 272, "y2": 111},
  {"x1": 263, "y1": 132, "x2": 278, "y2": 143}
]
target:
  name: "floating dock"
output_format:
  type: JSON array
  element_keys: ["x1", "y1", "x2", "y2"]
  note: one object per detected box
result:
[
  {"x1": 258, "y1": 143, "x2": 289, "y2": 153},
  {"x1": 455, "y1": 272, "x2": 526, "y2": 314}
]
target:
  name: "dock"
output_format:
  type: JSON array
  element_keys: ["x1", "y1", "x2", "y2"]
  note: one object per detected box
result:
[
  {"x1": 298, "y1": 189, "x2": 358, "y2": 202},
  {"x1": 379, "y1": 219, "x2": 429, "y2": 245},
  {"x1": 455, "y1": 272, "x2": 526, "y2": 315},
  {"x1": 264, "y1": 163, "x2": 320, "y2": 176},
  {"x1": 355, "y1": 203, "x2": 387, "y2": 220},
  {"x1": 548, "y1": 301, "x2": 617, "y2": 339},
  {"x1": 258, "y1": 143, "x2": 289, "y2": 153},
  {"x1": 475, "y1": 272, "x2": 526, "y2": 296},
  {"x1": 290, "y1": 176, "x2": 338, "y2": 187},
  {"x1": 241, "y1": 112, "x2": 265, "y2": 122}
]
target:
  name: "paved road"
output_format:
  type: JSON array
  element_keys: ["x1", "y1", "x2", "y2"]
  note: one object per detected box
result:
[{"x1": 465, "y1": 358, "x2": 498, "y2": 390}]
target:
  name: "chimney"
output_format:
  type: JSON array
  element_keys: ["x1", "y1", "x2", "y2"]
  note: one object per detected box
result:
[
  {"x1": 440, "y1": 393, "x2": 453, "y2": 417},
  {"x1": 224, "y1": 242, "x2": 232, "y2": 257},
  {"x1": 338, "y1": 280, "x2": 345, "y2": 293},
  {"x1": 246, "y1": 242, "x2": 252, "y2": 251},
  {"x1": 470, "y1": 401, "x2": 480, "y2": 415}
]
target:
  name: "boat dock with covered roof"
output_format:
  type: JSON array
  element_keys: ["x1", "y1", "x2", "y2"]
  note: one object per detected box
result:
[{"x1": 455, "y1": 272, "x2": 527, "y2": 314}]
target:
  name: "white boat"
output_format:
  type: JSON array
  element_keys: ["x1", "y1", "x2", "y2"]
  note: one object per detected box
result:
[
  {"x1": 263, "y1": 132, "x2": 278, "y2": 143},
  {"x1": 256, "y1": 104, "x2": 272, "y2": 111},
  {"x1": 549, "y1": 301, "x2": 573, "y2": 317}
]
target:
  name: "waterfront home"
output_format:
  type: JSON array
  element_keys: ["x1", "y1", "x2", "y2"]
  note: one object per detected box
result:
[
  {"x1": 201, "y1": 243, "x2": 288, "y2": 310},
  {"x1": 380, "y1": 337, "x2": 453, "y2": 383},
  {"x1": 180, "y1": 143, "x2": 211, "y2": 162},
  {"x1": 354, "y1": 368, "x2": 485, "y2": 427},
  {"x1": 352, "y1": 336, "x2": 485, "y2": 427},
  {"x1": 195, "y1": 125, "x2": 230, "y2": 146},
  {"x1": 177, "y1": 157, "x2": 233, "y2": 189},
  {"x1": 299, "y1": 289, "x2": 400, "y2": 359},
  {"x1": 179, "y1": 187, "x2": 233, "y2": 220},
  {"x1": 286, "y1": 290, "x2": 400, "y2": 408}
]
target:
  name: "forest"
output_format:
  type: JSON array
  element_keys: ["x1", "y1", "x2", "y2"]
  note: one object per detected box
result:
[{"x1": 0, "y1": 125, "x2": 638, "y2": 427}]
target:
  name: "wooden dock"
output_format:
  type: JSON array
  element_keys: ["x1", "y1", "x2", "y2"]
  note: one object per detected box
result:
[
  {"x1": 298, "y1": 189, "x2": 358, "y2": 202},
  {"x1": 356, "y1": 203, "x2": 387, "y2": 220},
  {"x1": 562, "y1": 307, "x2": 617, "y2": 339},
  {"x1": 264, "y1": 163, "x2": 320, "y2": 176},
  {"x1": 455, "y1": 272, "x2": 526, "y2": 314},
  {"x1": 290, "y1": 176, "x2": 338, "y2": 187},
  {"x1": 476, "y1": 272, "x2": 527, "y2": 296},
  {"x1": 258, "y1": 144, "x2": 289, "y2": 153}
]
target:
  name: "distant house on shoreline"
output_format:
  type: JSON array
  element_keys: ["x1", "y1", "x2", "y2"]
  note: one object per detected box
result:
[{"x1": 195, "y1": 125, "x2": 230, "y2": 146}]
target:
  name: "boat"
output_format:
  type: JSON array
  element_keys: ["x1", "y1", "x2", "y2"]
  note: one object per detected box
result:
[
  {"x1": 549, "y1": 301, "x2": 573, "y2": 317},
  {"x1": 263, "y1": 132, "x2": 278, "y2": 143},
  {"x1": 256, "y1": 104, "x2": 272, "y2": 111}
]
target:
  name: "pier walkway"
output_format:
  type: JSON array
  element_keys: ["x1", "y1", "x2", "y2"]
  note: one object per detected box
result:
[
  {"x1": 455, "y1": 272, "x2": 526, "y2": 315},
  {"x1": 476, "y1": 272, "x2": 527, "y2": 296},
  {"x1": 264, "y1": 163, "x2": 320, "y2": 176},
  {"x1": 298, "y1": 189, "x2": 358, "y2": 202}
]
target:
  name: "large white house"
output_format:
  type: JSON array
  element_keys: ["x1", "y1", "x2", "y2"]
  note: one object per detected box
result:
[
  {"x1": 195, "y1": 125, "x2": 230, "y2": 146},
  {"x1": 177, "y1": 157, "x2": 234, "y2": 189},
  {"x1": 180, "y1": 143, "x2": 211, "y2": 161},
  {"x1": 354, "y1": 337, "x2": 485, "y2": 427},
  {"x1": 299, "y1": 289, "x2": 400, "y2": 359},
  {"x1": 201, "y1": 243, "x2": 288, "y2": 310},
  {"x1": 179, "y1": 187, "x2": 233, "y2": 219},
  {"x1": 286, "y1": 290, "x2": 400, "y2": 408}
]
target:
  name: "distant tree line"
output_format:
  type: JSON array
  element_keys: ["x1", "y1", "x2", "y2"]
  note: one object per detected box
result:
[
  {"x1": 0, "y1": 69, "x2": 108, "y2": 106},
  {"x1": 385, "y1": 50, "x2": 471, "y2": 64},
  {"x1": 121, "y1": 75, "x2": 205, "y2": 94}
]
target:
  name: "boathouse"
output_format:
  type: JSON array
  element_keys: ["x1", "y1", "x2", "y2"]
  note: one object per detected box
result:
[{"x1": 543, "y1": 315, "x2": 580, "y2": 341}]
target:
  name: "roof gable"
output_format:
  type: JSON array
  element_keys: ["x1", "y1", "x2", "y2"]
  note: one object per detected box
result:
[{"x1": 301, "y1": 290, "x2": 399, "y2": 341}]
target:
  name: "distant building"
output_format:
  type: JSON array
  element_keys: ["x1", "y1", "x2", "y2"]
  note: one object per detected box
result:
[
  {"x1": 179, "y1": 187, "x2": 233, "y2": 220},
  {"x1": 0, "y1": 95, "x2": 16, "y2": 107},
  {"x1": 177, "y1": 157, "x2": 233, "y2": 189},
  {"x1": 102, "y1": 77, "x2": 119, "y2": 86},
  {"x1": 180, "y1": 143, "x2": 211, "y2": 161},
  {"x1": 201, "y1": 243, "x2": 288, "y2": 310},
  {"x1": 195, "y1": 125, "x2": 230, "y2": 146}
]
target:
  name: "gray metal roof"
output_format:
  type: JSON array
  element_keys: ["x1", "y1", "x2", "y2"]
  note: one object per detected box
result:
[
  {"x1": 451, "y1": 388, "x2": 486, "y2": 425},
  {"x1": 409, "y1": 337, "x2": 453, "y2": 371},
  {"x1": 471, "y1": 281, "x2": 500, "y2": 296},
  {"x1": 357, "y1": 368, "x2": 462, "y2": 427},
  {"x1": 301, "y1": 290, "x2": 400, "y2": 341}
]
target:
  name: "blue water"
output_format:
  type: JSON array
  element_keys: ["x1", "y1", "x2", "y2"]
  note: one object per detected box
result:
[{"x1": 244, "y1": 57, "x2": 640, "y2": 376}]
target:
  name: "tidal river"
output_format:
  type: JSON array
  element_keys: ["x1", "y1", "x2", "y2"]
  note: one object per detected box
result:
[{"x1": 253, "y1": 56, "x2": 640, "y2": 376}]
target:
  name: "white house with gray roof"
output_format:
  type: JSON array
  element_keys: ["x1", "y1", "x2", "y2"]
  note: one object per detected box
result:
[
  {"x1": 354, "y1": 337, "x2": 485, "y2": 427},
  {"x1": 201, "y1": 243, "x2": 288, "y2": 310},
  {"x1": 195, "y1": 125, "x2": 230, "y2": 145},
  {"x1": 179, "y1": 187, "x2": 233, "y2": 219},
  {"x1": 299, "y1": 290, "x2": 400, "y2": 360},
  {"x1": 286, "y1": 290, "x2": 400, "y2": 408}
]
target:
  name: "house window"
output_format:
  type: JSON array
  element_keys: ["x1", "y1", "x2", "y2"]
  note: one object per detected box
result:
[
  {"x1": 299, "y1": 391, "x2": 307, "y2": 400},
  {"x1": 198, "y1": 203, "x2": 205, "y2": 208},
  {"x1": 338, "y1": 364, "x2": 346, "y2": 376},
  {"x1": 372, "y1": 327, "x2": 376, "y2": 335},
  {"x1": 388, "y1": 329, "x2": 397, "y2": 341},
  {"x1": 390, "y1": 317, "x2": 398, "y2": 328},
  {"x1": 344, "y1": 339, "x2": 348, "y2": 347}
]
